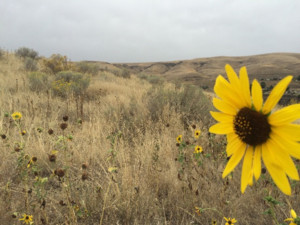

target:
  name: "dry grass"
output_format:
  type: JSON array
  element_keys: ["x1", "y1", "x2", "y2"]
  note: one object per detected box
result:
[{"x1": 0, "y1": 53, "x2": 300, "y2": 225}]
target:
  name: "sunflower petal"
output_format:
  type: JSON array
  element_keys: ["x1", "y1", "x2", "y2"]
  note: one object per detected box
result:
[
  {"x1": 209, "y1": 123, "x2": 234, "y2": 134},
  {"x1": 270, "y1": 132, "x2": 300, "y2": 159},
  {"x1": 263, "y1": 76, "x2": 293, "y2": 114},
  {"x1": 214, "y1": 75, "x2": 244, "y2": 109},
  {"x1": 272, "y1": 124, "x2": 300, "y2": 141},
  {"x1": 251, "y1": 79, "x2": 263, "y2": 111},
  {"x1": 210, "y1": 111, "x2": 234, "y2": 123},
  {"x1": 225, "y1": 64, "x2": 240, "y2": 88},
  {"x1": 262, "y1": 142, "x2": 291, "y2": 195},
  {"x1": 269, "y1": 104, "x2": 300, "y2": 126},
  {"x1": 226, "y1": 134, "x2": 245, "y2": 156},
  {"x1": 222, "y1": 144, "x2": 247, "y2": 178},
  {"x1": 268, "y1": 139, "x2": 299, "y2": 180},
  {"x1": 212, "y1": 98, "x2": 237, "y2": 115},
  {"x1": 241, "y1": 146, "x2": 254, "y2": 193},
  {"x1": 253, "y1": 146, "x2": 262, "y2": 181},
  {"x1": 239, "y1": 66, "x2": 251, "y2": 107}
]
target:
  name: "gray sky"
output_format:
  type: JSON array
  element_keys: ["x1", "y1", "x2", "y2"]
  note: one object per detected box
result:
[{"x1": 1, "y1": 0, "x2": 300, "y2": 62}]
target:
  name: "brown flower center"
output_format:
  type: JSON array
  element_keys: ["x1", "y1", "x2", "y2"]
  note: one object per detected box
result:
[{"x1": 234, "y1": 107, "x2": 271, "y2": 146}]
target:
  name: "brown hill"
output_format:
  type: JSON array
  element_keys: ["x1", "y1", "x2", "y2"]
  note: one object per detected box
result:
[{"x1": 114, "y1": 53, "x2": 300, "y2": 89}]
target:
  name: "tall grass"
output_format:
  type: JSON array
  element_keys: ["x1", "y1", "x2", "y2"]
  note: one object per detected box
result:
[{"x1": 0, "y1": 54, "x2": 299, "y2": 225}]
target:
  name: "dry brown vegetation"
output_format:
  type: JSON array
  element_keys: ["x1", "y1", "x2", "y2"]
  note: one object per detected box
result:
[{"x1": 0, "y1": 52, "x2": 300, "y2": 225}]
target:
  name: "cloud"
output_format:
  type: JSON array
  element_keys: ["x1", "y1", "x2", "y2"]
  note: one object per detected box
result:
[{"x1": 1, "y1": 0, "x2": 300, "y2": 62}]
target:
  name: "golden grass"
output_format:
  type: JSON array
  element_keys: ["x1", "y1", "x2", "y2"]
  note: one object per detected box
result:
[{"x1": 0, "y1": 53, "x2": 300, "y2": 225}]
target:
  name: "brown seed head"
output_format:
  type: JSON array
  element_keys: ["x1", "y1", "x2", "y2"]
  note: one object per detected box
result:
[
  {"x1": 48, "y1": 129, "x2": 54, "y2": 135},
  {"x1": 32, "y1": 157, "x2": 37, "y2": 162},
  {"x1": 63, "y1": 115, "x2": 69, "y2": 121},
  {"x1": 48, "y1": 154, "x2": 56, "y2": 162},
  {"x1": 1, "y1": 134, "x2": 6, "y2": 139},
  {"x1": 82, "y1": 163, "x2": 88, "y2": 170},
  {"x1": 55, "y1": 169, "x2": 65, "y2": 178},
  {"x1": 192, "y1": 124, "x2": 196, "y2": 129},
  {"x1": 81, "y1": 172, "x2": 88, "y2": 181},
  {"x1": 60, "y1": 123, "x2": 68, "y2": 130}
]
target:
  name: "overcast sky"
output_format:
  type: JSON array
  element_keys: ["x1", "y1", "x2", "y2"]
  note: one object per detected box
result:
[{"x1": 1, "y1": 0, "x2": 300, "y2": 62}]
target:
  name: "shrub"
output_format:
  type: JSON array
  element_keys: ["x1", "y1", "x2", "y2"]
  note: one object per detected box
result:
[
  {"x1": 28, "y1": 72, "x2": 49, "y2": 92},
  {"x1": 15, "y1": 47, "x2": 38, "y2": 59},
  {"x1": 0, "y1": 48, "x2": 4, "y2": 59},
  {"x1": 146, "y1": 84, "x2": 213, "y2": 128},
  {"x1": 43, "y1": 54, "x2": 70, "y2": 74},
  {"x1": 112, "y1": 69, "x2": 131, "y2": 78},
  {"x1": 52, "y1": 71, "x2": 90, "y2": 97},
  {"x1": 24, "y1": 57, "x2": 38, "y2": 71},
  {"x1": 76, "y1": 61, "x2": 99, "y2": 76}
]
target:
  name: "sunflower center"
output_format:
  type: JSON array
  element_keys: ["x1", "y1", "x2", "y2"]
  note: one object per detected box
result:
[{"x1": 234, "y1": 107, "x2": 271, "y2": 146}]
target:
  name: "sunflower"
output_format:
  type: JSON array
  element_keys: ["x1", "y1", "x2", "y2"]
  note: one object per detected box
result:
[
  {"x1": 285, "y1": 209, "x2": 300, "y2": 225},
  {"x1": 194, "y1": 145, "x2": 203, "y2": 154},
  {"x1": 11, "y1": 112, "x2": 22, "y2": 120},
  {"x1": 224, "y1": 217, "x2": 237, "y2": 225},
  {"x1": 194, "y1": 129, "x2": 201, "y2": 139},
  {"x1": 176, "y1": 135, "x2": 182, "y2": 143},
  {"x1": 212, "y1": 219, "x2": 217, "y2": 225},
  {"x1": 19, "y1": 214, "x2": 33, "y2": 224},
  {"x1": 209, "y1": 64, "x2": 300, "y2": 195}
]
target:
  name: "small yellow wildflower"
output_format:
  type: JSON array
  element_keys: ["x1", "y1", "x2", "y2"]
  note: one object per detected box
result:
[
  {"x1": 176, "y1": 135, "x2": 182, "y2": 143},
  {"x1": 194, "y1": 129, "x2": 201, "y2": 139},
  {"x1": 11, "y1": 112, "x2": 22, "y2": 120},
  {"x1": 21, "y1": 130, "x2": 26, "y2": 136},
  {"x1": 108, "y1": 167, "x2": 118, "y2": 173},
  {"x1": 194, "y1": 206, "x2": 201, "y2": 216},
  {"x1": 285, "y1": 209, "x2": 300, "y2": 225},
  {"x1": 194, "y1": 145, "x2": 203, "y2": 154},
  {"x1": 224, "y1": 217, "x2": 237, "y2": 225},
  {"x1": 19, "y1": 214, "x2": 33, "y2": 224}
]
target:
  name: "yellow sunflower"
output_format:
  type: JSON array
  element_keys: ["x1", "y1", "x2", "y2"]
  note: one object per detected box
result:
[
  {"x1": 176, "y1": 135, "x2": 183, "y2": 143},
  {"x1": 11, "y1": 112, "x2": 22, "y2": 120},
  {"x1": 19, "y1": 214, "x2": 33, "y2": 224},
  {"x1": 224, "y1": 217, "x2": 237, "y2": 225},
  {"x1": 194, "y1": 145, "x2": 203, "y2": 154},
  {"x1": 194, "y1": 129, "x2": 201, "y2": 139},
  {"x1": 285, "y1": 209, "x2": 300, "y2": 225},
  {"x1": 209, "y1": 64, "x2": 300, "y2": 195}
]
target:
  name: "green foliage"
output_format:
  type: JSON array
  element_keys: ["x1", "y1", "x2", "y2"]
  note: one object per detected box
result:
[
  {"x1": 24, "y1": 57, "x2": 38, "y2": 71},
  {"x1": 52, "y1": 71, "x2": 90, "y2": 97},
  {"x1": 27, "y1": 72, "x2": 49, "y2": 92},
  {"x1": 146, "y1": 84, "x2": 213, "y2": 128},
  {"x1": 15, "y1": 47, "x2": 38, "y2": 59},
  {"x1": 76, "y1": 61, "x2": 99, "y2": 76},
  {"x1": 43, "y1": 54, "x2": 70, "y2": 74},
  {"x1": 112, "y1": 69, "x2": 131, "y2": 78}
]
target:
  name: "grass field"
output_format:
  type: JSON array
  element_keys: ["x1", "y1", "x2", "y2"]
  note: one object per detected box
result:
[{"x1": 0, "y1": 52, "x2": 300, "y2": 225}]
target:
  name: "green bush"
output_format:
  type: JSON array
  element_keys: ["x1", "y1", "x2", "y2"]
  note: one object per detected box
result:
[
  {"x1": 52, "y1": 71, "x2": 90, "y2": 97},
  {"x1": 24, "y1": 57, "x2": 38, "y2": 71},
  {"x1": 76, "y1": 61, "x2": 99, "y2": 76},
  {"x1": 146, "y1": 84, "x2": 213, "y2": 128},
  {"x1": 28, "y1": 72, "x2": 49, "y2": 92},
  {"x1": 112, "y1": 69, "x2": 131, "y2": 78},
  {"x1": 15, "y1": 47, "x2": 38, "y2": 59},
  {"x1": 43, "y1": 54, "x2": 70, "y2": 74}
]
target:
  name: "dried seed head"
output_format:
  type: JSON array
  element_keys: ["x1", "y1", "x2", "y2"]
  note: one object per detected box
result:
[
  {"x1": 55, "y1": 169, "x2": 65, "y2": 178},
  {"x1": 1, "y1": 134, "x2": 6, "y2": 139},
  {"x1": 82, "y1": 163, "x2": 88, "y2": 170},
  {"x1": 48, "y1": 154, "x2": 56, "y2": 162},
  {"x1": 32, "y1": 157, "x2": 37, "y2": 162},
  {"x1": 192, "y1": 124, "x2": 196, "y2": 129},
  {"x1": 60, "y1": 123, "x2": 68, "y2": 130},
  {"x1": 63, "y1": 115, "x2": 69, "y2": 122},
  {"x1": 81, "y1": 172, "x2": 88, "y2": 181},
  {"x1": 261, "y1": 167, "x2": 267, "y2": 174},
  {"x1": 48, "y1": 129, "x2": 54, "y2": 135}
]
